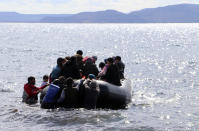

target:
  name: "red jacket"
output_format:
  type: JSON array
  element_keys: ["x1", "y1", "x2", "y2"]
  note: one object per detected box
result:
[{"x1": 24, "y1": 83, "x2": 47, "y2": 97}]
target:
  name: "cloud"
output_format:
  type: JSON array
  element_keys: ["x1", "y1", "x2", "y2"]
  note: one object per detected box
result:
[{"x1": 0, "y1": 0, "x2": 198, "y2": 14}]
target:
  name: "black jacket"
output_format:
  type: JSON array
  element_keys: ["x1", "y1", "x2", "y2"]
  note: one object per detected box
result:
[
  {"x1": 61, "y1": 60, "x2": 81, "y2": 79},
  {"x1": 83, "y1": 62, "x2": 99, "y2": 78},
  {"x1": 115, "y1": 61, "x2": 125, "y2": 79},
  {"x1": 105, "y1": 64, "x2": 121, "y2": 86}
]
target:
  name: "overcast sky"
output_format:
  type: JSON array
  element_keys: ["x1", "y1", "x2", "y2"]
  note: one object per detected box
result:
[{"x1": 0, "y1": 0, "x2": 199, "y2": 14}]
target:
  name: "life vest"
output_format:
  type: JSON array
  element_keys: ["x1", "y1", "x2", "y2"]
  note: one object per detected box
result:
[{"x1": 42, "y1": 84, "x2": 60, "y2": 103}]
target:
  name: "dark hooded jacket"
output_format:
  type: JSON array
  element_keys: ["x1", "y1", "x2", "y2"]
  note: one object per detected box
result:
[
  {"x1": 73, "y1": 54, "x2": 84, "y2": 70},
  {"x1": 115, "y1": 61, "x2": 125, "y2": 79},
  {"x1": 83, "y1": 80, "x2": 99, "y2": 109},
  {"x1": 60, "y1": 86, "x2": 79, "y2": 108},
  {"x1": 83, "y1": 58, "x2": 99, "y2": 78},
  {"x1": 105, "y1": 64, "x2": 121, "y2": 86},
  {"x1": 61, "y1": 57, "x2": 81, "y2": 79}
]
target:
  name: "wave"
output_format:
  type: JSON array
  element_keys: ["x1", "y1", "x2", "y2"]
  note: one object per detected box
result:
[{"x1": 0, "y1": 88, "x2": 14, "y2": 93}]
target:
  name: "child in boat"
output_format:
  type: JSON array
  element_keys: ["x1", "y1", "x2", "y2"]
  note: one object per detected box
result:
[
  {"x1": 98, "y1": 60, "x2": 109, "y2": 80},
  {"x1": 22, "y1": 76, "x2": 48, "y2": 104}
]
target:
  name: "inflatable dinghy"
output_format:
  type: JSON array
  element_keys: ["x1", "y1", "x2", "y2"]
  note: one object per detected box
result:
[
  {"x1": 76, "y1": 79, "x2": 132, "y2": 109},
  {"x1": 41, "y1": 79, "x2": 132, "y2": 109}
]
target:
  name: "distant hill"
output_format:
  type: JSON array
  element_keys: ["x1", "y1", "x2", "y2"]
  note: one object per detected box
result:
[
  {"x1": 128, "y1": 4, "x2": 199, "y2": 23},
  {"x1": 0, "y1": 12, "x2": 72, "y2": 22},
  {"x1": 41, "y1": 4, "x2": 199, "y2": 23},
  {"x1": 41, "y1": 10, "x2": 141, "y2": 23},
  {"x1": 0, "y1": 4, "x2": 199, "y2": 23}
]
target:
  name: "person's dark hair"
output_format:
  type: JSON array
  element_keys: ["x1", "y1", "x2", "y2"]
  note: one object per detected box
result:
[
  {"x1": 52, "y1": 79, "x2": 60, "y2": 85},
  {"x1": 57, "y1": 57, "x2": 64, "y2": 67},
  {"x1": 107, "y1": 57, "x2": 114, "y2": 64},
  {"x1": 28, "y1": 76, "x2": 35, "y2": 84},
  {"x1": 99, "y1": 62, "x2": 105, "y2": 69},
  {"x1": 104, "y1": 59, "x2": 108, "y2": 64},
  {"x1": 76, "y1": 50, "x2": 83, "y2": 55},
  {"x1": 58, "y1": 76, "x2": 66, "y2": 84},
  {"x1": 115, "y1": 56, "x2": 121, "y2": 61},
  {"x1": 43, "y1": 75, "x2": 49, "y2": 80},
  {"x1": 65, "y1": 56, "x2": 71, "y2": 60},
  {"x1": 66, "y1": 77, "x2": 74, "y2": 87},
  {"x1": 70, "y1": 56, "x2": 76, "y2": 63}
]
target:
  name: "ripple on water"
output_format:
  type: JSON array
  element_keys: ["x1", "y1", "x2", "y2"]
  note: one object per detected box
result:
[{"x1": 0, "y1": 81, "x2": 15, "y2": 93}]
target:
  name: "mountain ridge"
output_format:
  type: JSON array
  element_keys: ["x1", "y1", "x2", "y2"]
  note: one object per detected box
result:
[{"x1": 0, "y1": 4, "x2": 199, "y2": 23}]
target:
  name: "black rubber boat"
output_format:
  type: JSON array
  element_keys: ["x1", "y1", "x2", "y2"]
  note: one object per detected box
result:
[
  {"x1": 41, "y1": 79, "x2": 132, "y2": 109},
  {"x1": 76, "y1": 79, "x2": 132, "y2": 109}
]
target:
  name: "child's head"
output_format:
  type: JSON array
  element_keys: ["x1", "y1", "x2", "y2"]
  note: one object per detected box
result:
[
  {"x1": 99, "y1": 62, "x2": 105, "y2": 70},
  {"x1": 43, "y1": 75, "x2": 49, "y2": 82}
]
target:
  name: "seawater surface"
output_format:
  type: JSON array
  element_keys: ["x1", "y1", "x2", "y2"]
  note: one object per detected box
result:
[{"x1": 0, "y1": 23, "x2": 199, "y2": 130}]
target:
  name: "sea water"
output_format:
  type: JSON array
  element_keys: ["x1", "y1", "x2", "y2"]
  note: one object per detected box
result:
[{"x1": 0, "y1": 23, "x2": 199, "y2": 130}]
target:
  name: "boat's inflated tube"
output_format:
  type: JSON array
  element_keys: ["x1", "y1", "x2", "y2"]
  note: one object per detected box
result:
[{"x1": 75, "y1": 79, "x2": 132, "y2": 109}]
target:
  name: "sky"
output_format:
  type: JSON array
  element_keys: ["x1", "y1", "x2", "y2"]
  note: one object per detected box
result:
[{"x1": 0, "y1": 0, "x2": 199, "y2": 14}]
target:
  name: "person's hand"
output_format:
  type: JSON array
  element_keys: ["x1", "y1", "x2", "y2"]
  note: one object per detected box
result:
[{"x1": 37, "y1": 89, "x2": 42, "y2": 93}]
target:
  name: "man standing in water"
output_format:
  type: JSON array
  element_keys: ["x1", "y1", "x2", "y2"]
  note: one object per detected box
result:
[{"x1": 22, "y1": 76, "x2": 48, "y2": 104}]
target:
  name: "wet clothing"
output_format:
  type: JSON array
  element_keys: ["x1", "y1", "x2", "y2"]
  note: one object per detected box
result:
[
  {"x1": 58, "y1": 86, "x2": 79, "y2": 108},
  {"x1": 83, "y1": 80, "x2": 99, "y2": 109},
  {"x1": 84, "y1": 61, "x2": 99, "y2": 78},
  {"x1": 105, "y1": 64, "x2": 121, "y2": 86},
  {"x1": 40, "y1": 82, "x2": 49, "y2": 104},
  {"x1": 61, "y1": 60, "x2": 81, "y2": 79},
  {"x1": 50, "y1": 65, "x2": 62, "y2": 82},
  {"x1": 41, "y1": 80, "x2": 64, "y2": 109},
  {"x1": 115, "y1": 61, "x2": 125, "y2": 79},
  {"x1": 22, "y1": 83, "x2": 47, "y2": 104},
  {"x1": 78, "y1": 79, "x2": 86, "y2": 107},
  {"x1": 73, "y1": 54, "x2": 83, "y2": 70}
]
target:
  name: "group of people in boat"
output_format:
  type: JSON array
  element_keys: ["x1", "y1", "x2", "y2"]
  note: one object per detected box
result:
[{"x1": 22, "y1": 50, "x2": 125, "y2": 109}]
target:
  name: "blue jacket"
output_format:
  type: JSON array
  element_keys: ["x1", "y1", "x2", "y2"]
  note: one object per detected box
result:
[
  {"x1": 42, "y1": 84, "x2": 61, "y2": 103},
  {"x1": 50, "y1": 65, "x2": 61, "y2": 81}
]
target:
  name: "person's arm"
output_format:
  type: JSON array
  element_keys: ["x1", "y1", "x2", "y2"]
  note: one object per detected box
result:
[
  {"x1": 38, "y1": 84, "x2": 49, "y2": 90},
  {"x1": 31, "y1": 84, "x2": 48, "y2": 96},
  {"x1": 98, "y1": 65, "x2": 108, "y2": 77},
  {"x1": 24, "y1": 84, "x2": 40, "y2": 97}
]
